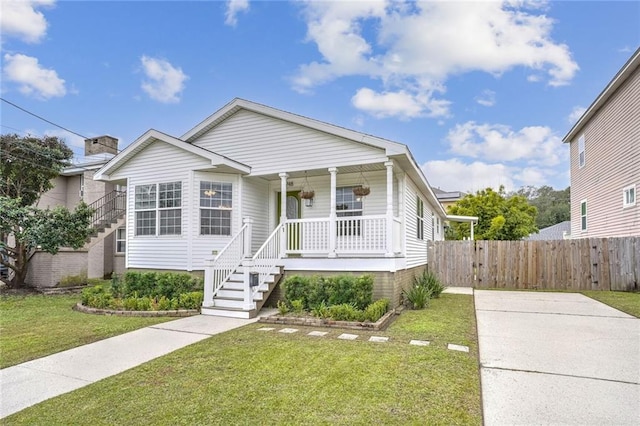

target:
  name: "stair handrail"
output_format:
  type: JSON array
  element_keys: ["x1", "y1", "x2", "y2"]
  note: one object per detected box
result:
[
  {"x1": 251, "y1": 222, "x2": 286, "y2": 297},
  {"x1": 88, "y1": 190, "x2": 127, "y2": 229},
  {"x1": 203, "y1": 222, "x2": 250, "y2": 307}
]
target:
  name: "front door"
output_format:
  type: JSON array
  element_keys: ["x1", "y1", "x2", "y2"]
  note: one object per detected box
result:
[{"x1": 277, "y1": 191, "x2": 301, "y2": 250}]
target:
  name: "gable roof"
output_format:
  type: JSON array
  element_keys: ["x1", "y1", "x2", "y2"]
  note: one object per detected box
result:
[
  {"x1": 94, "y1": 129, "x2": 250, "y2": 180},
  {"x1": 563, "y1": 47, "x2": 640, "y2": 143},
  {"x1": 181, "y1": 98, "x2": 407, "y2": 155}
]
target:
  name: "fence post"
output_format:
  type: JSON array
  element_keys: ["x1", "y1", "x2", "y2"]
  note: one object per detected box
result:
[{"x1": 202, "y1": 257, "x2": 215, "y2": 308}]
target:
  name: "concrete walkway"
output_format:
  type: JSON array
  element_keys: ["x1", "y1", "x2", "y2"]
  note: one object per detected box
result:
[
  {"x1": 475, "y1": 290, "x2": 640, "y2": 425},
  {"x1": 0, "y1": 313, "x2": 270, "y2": 419}
]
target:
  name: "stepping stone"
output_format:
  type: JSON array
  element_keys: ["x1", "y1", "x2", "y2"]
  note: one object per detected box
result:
[
  {"x1": 447, "y1": 344, "x2": 470, "y2": 353},
  {"x1": 337, "y1": 333, "x2": 359, "y2": 340},
  {"x1": 257, "y1": 327, "x2": 275, "y2": 331},
  {"x1": 369, "y1": 336, "x2": 389, "y2": 343},
  {"x1": 279, "y1": 328, "x2": 299, "y2": 334},
  {"x1": 308, "y1": 331, "x2": 328, "y2": 337},
  {"x1": 409, "y1": 339, "x2": 430, "y2": 346}
]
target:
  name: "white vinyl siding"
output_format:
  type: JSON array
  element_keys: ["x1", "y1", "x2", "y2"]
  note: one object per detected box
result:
[
  {"x1": 242, "y1": 177, "x2": 270, "y2": 254},
  {"x1": 404, "y1": 177, "x2": 429, "y2": 268},
  {"x1": 623, "y1": 185, "x2": 636, "y2": 208},
  {"x1": 192, "y1": 109, "x2": 388, "y2": 176},
  {"x1": 570, "y1": 65, "x2": 640, "y2": 237}
]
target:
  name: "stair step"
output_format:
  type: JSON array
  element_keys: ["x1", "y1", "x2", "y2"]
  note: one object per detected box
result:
[
  {"x1": 217, "y1": 289, "x2": 264, "y2": 301},
  {"x1": 213, "y1": 298, "x2": 247, "y2": 309},
  {"x1": 201, "y1": 306, "x2": 256, "y2": 319}
]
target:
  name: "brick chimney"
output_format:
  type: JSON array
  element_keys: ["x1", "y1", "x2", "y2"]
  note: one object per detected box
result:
[{"x1": 84, "y1": 135, "x2": 118, "y2": 156}]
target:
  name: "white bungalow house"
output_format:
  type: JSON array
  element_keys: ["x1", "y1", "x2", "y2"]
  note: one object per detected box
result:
[{"x1": 94, "y1": 99, "x2": 467, "y2": 317}]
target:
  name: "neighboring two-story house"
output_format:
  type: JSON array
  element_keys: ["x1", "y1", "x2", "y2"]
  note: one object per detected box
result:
[
  {"x1": 563, "y1": 47, "x2": 639, "y2": 238},
  {"x1": 26, "y1": 136, "x2": 126, "y2": 287}
]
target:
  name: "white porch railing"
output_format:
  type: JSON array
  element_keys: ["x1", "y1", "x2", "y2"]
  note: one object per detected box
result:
[
  {"x1": 202, "y1": 219, "x2": 251, "y2": 308},
  {"x1": 251, "y1": 222, "x2": 286, "y2": 292},
  {"x1": 285, "y1": 218, "x2": 330, "y2": 254}
]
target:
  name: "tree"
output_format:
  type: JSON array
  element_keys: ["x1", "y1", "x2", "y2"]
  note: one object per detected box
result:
[
  {"x1": 513, "y1": 185, "x2": 570, "y2": 229},
  {"x1": 0, "y1": 134, "x2": 94, "y2": 288},
  {"x1": 447, "y1": 186, "x2": 538, "y2": 240}
]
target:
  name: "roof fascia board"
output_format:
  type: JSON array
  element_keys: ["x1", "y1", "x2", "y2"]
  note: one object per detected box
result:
[{"x1": 563, "y1": 47, "x2": 640, "y2": 143}]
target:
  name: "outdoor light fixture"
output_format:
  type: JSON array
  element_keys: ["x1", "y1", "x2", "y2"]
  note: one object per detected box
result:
[{"x1": 304, "y1": 197, "x2": 314, "y2": 207}]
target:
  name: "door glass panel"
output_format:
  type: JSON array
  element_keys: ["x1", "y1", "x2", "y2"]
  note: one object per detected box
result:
[{"x1": 286, "y1": 196, "x2": 299, "y2": 219}]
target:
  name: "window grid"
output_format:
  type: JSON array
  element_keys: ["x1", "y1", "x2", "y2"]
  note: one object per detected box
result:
[
  {"x1": 416, "y1": 196, "x2": 424, "y2": 240},
  {"x1": 200, "y1": 182, "x2": 233, "y2": 236},
  {"x1": 135, "y1": 211, "x2": 156, "y2": 236},
  {"x1": 116, "y1": 227, "x2": 126, "y2": 253},
  {"x1": 134, "y1": 182, "x2": 181, "y2": 236},
  {"x1": 623, "y1": 185, "x2": 636, "y2": 208}
]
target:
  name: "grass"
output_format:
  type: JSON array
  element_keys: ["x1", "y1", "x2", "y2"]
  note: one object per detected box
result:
[
  {"x1": 582, "y1": 291, "x2": 640, "y2": 317},
  {"x1": 0, "y1": 294, "x2": 173, "y2": 369},
  {"x1": 3, "y1": 294, "x2": 481, "y2": 425}
]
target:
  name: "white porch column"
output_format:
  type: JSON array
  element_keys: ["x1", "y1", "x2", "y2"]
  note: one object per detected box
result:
[
  {"x1": 202, "y1": 257, "x2": 215, "y2": 308},
  {"x1": 328, "y1": 167, "x2": 338, "y2": 258},
  {"x1": 385, "y1": 160, "x2": 394, "y2": 257},
  {"x1": 279, "y1": 172, "x2": 288, "y2": 257}
]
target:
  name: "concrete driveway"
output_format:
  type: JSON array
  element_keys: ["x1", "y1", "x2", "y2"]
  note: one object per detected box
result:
[{"x1": 475, "y1": 290, "x2": 640, "y2": 425}]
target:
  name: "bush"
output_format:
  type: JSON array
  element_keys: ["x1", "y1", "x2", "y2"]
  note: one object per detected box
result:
[
  {"x1": 283, "y1": 274, "x2": 373, "y2": 311},
  {"x1": 290, "y1": 299, "x2": 304, "y2": 314},
  {"x1": 81, "y1": 285, "x2": 112, "y2": 309},
  {"x1": 363, "y1": 299, "x2": 389, "y2": 322},
  {"x1": 311, "y1": 300, "x2": 330, "y2": 319},
  {"x1": 404, "y1": 284, "x2": 431, "y2": 310},
  {"x1": 414, "y1": 270, "x2": 446, "y2": 298},
  {"x1": 327, "y1": 303, "x2": 365, "y2": 322},
  {"x1": 177, "y1": 292, "x2": 204, "y2": 310},
  {"x1": 277, "y1": 300, "x2": 289, "y2": 316}
]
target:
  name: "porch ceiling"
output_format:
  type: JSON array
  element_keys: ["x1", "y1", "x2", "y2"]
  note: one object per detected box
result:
[{"x1": 252, "y1": 162, "x2": 387, "y2": 180}]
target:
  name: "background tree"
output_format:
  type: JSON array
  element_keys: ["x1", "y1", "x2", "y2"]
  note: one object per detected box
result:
[
  {"x1": 0, "y1": 134, "x2": 93, "y2": 288},
  {"x1": 513, "y1": 185, "x2": 570, "y2": 229},
  {"x1": 447, "y1": 186, "x2": 538, "y2": 240}
]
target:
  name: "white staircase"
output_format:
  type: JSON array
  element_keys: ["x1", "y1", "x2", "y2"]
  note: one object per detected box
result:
[{"x1": 201, "y1": 265, "x2": 283, "y2": 319}]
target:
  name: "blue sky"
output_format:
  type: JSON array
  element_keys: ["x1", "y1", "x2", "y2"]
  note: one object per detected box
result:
[{"x1": 1, "y1": 0, "x2": 639, "y2": 193}]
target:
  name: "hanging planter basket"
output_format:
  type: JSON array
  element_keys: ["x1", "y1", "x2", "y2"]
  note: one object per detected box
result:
[
  {"x1": 299, "y1": 190, "x2": 315, "y2": 199},
  {"x1": 352, "y1": 186, "x2": 370, "y2": 197}
]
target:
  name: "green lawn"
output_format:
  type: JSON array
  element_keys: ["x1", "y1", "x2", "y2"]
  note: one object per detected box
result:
[
  {"x1": 3, "y1": 294, "x2": 481, "y2": 425},
  {"x1": 582, "y1": 291, "x2": 640, "y2": 318},
  {"x1": 0, "y1": 294, "x2": 173, "y2": 368}
]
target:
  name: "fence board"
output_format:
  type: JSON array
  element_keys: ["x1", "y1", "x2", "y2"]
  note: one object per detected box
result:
[{"x1": 429, "y1": 237, "x2": 640, "y2": 291}]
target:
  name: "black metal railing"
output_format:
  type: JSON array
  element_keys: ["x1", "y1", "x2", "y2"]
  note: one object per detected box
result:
[{"x1": 89, "y1": 190, "x2": 126, "y2": 230}]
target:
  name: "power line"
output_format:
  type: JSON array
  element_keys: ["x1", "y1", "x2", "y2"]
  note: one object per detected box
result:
[{"x1": 0, "y1": 97, "x2": 121, "y2": 153}]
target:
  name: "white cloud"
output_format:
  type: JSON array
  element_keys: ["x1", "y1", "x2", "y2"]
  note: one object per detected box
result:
[
  {"x1": 445, "y1": 121, "x2": 567, "y2": 166},
  {"x1": 293, "y1": 0, "x2": 578, "y2": 118},
  {"x1": 422, "y1": 159, "x2": 516, "y2": 193},
  {"x1": 475, "y1": 90, "x2": 496, "y2": 107},
  {"x1": 567, "y1": 106, "x2": 586, "y2": 124},
  {"x1": 225, "y1": 0, "x2": 250, "y2": 27},
  {"x1": 351, "y1": 88, "x2": 450, "y2": 119},
  {"x1": 140, "y1": 56, "x2": 188, "y2": 103},
  {"x1": 0, "y1": 0, "x2": 55, "y2": 44},
  {"x1": 3, "y1": 53, "x2": 66, "y2": 99}
]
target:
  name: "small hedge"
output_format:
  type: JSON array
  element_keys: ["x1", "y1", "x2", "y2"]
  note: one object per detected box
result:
[
  {"x1": 281, "y1": 274, "x2": 388, "y2": 322},
  {"x1": 81, "y1": 271, "x2": 203, "y2": 311}
]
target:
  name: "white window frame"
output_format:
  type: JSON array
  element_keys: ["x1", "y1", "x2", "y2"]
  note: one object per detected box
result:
[
  {"x1": 623, "y1": 185, "x2": 636, "y2": 208},
  {"x1": 578, "y1": 135, "x2": 585, "y2": 168},
  {"x1": 580, "y1": 199, "x2": 587, "y2": 232},
  {"x1": 416, "y1": 196, "x2": 424, "y2": 240},
  {"x1": 336, "y1": 186, "x2": 363, "y2": 236},
  {"x1": 134, "y1": 182, "x2": 182, "y2": 236},
  {"x1": 115, "y1": 227, "x2": 126, "y2": 253},
  {"x1": 200, "y1": 181, "x2": 233, "y2": 236}
]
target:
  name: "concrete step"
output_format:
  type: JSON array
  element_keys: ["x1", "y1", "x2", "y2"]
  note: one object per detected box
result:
[
  {"x1": 217, "y1": 289, "x2": 264, "y2": 301},
  {"x1": 201, "y1": 306, "x2": 256, "y2": 319},
  {"x1": 213, "y1": 298, "x2": 246, "y2": 309}
]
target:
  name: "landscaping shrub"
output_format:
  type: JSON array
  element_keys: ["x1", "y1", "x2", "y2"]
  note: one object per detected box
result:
[
  {"x1": 290, "y1": 299, "x2": 304, "y2": 314},
  {"x1": 404, "y1": 284, "x2": 432, "y2": 310},
  {"x1": 414, "y1": 270, "x2": 446, "y2": 298},
  {"x1": 311, "y1": 300, "x2": 330, "y2": 319},
  {"x1": 283, "y1": 274, "x2": 373, "y2": 310},
  {"x1": 80, "y1": 272, "x2": 204, "y2": 312},
  {"x1": 363, "y1": 298, "x2": 389, "y2": 322},
  {"x1": 277, "y1": 300, "x2": 290, "y2": 316},
  {"x1": 58, "y1": 271, "x2": 88, "y2": 287},
  {"x1": 327, "y1": 303, "x2": 365, "y2": 322}
]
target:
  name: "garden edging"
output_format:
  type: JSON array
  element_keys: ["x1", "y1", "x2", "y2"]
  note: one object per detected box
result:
[
  {"x1": 258, "y1": 308, "x2": 398, "y2": 331},
  {"x1": 73, "y1": 302, "x2": 199, "y2": 317}
]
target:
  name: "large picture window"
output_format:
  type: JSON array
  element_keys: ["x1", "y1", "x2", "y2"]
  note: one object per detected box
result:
[
  {"x1": 336, "y1": 186, "x2": 362, "y2": 236},
  {"x1": 134, "y1": 182, "x2": 181, "y2": 236},
  {"x1": 200, "y1": 181, "x2": 232, "y2": 235}
]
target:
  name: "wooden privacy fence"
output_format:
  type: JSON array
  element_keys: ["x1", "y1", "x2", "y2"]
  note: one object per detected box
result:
[{"x1": 427, "y1": 237, "x2": 640, "y2": 291}]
